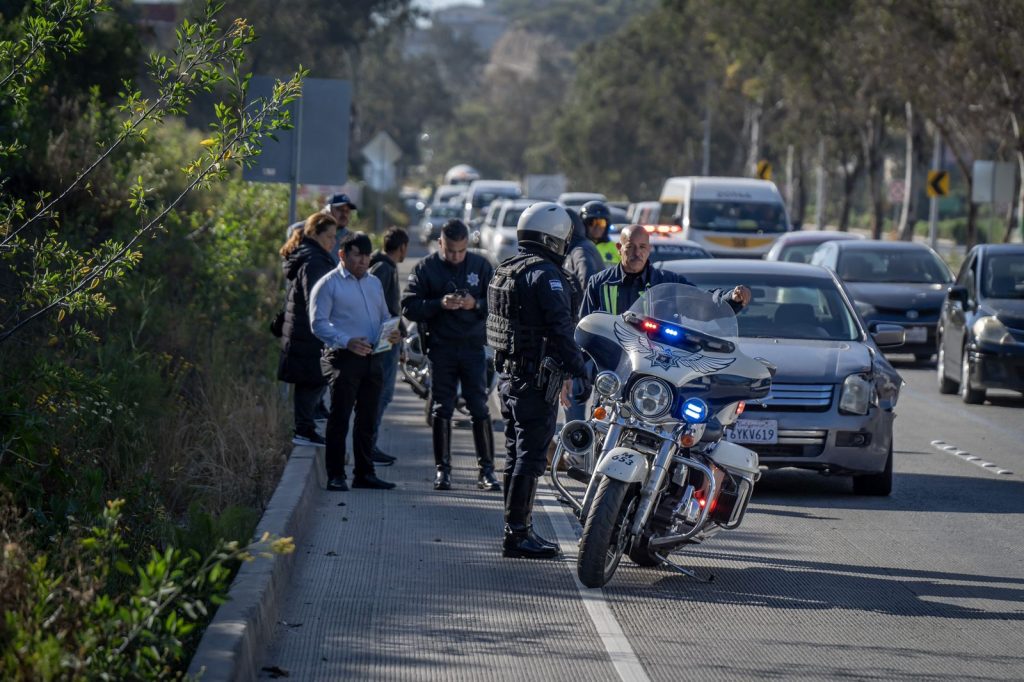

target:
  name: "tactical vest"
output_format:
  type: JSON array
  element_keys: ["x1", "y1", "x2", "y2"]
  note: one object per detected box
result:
[
  {"x1": 486, "y1": 254, "x2": 550, "y2": 362},
  {"x1": 596, "y1": 240, "x2": 620, "y2": 265}
]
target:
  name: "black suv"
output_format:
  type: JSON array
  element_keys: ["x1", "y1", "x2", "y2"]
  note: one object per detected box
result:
[{"x1": 936, "y1": 244, "x2": 1024, "y2": 403}]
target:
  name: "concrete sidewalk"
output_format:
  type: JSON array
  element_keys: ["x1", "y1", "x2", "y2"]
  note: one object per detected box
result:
[{"x1": 256, "y1": 383, "x2": 616, "y2": 681}]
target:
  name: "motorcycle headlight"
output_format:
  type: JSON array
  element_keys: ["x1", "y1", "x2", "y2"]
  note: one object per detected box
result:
[
  {"x1": 854, "y1": 300, "x2": 876, "y2": 318},
  {"x1": 839, "y1": 373, "x2": 873, "y2": 415},
  {"x1": 629, "y1": 377, "x2": 673, "y2": 419},
  {"x1": 594, "y1": 371, "x2": 622, "y2": 398},
  {"x1": 973, "y1": 316, "x2": 1014, "y2": 345}
]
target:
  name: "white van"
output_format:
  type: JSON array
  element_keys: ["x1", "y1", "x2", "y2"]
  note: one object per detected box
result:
[
  {"x1": 463, "y1": 180, "x2": 522, "y2": 225},
  {"x1": 658, "y1": 176, "x2": 791, "y2": 258}
]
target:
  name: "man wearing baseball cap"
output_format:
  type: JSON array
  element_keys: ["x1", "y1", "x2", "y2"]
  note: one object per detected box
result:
[{"x1": 287, "y1": 193, "x2": 358, "y2": 262}]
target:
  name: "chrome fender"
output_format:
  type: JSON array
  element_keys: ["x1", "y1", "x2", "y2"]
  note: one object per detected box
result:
[{"x1": 594, "y1": 447, "x2": 649, "y2": 485}]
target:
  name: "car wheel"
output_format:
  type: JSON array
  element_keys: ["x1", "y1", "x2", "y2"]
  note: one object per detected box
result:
[
  {"x1": 914, "y1": 353, "x2": 935, "y2": 365},
  {"x1": 936, "y1": 337, "x2": 957, "y2": 394},
  {"x1": 852, "y1": 444, "x2": 892, "y2": 496},
  {"x1": 959, "y1": 344, "x2": 985, "y2": 404}
]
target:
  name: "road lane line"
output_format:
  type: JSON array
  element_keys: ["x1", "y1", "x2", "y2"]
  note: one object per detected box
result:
[
  {"x1": 538, "y1": 492, "x2": 651, "y2": 682},
  {"x1": 930, "y1": 440, "x2": 1015, "y2": 476}
]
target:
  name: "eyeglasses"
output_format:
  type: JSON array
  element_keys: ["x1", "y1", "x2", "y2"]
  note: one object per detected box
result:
[{"x1": 587, "y1": 218, "x2": 608, "y2": 229}]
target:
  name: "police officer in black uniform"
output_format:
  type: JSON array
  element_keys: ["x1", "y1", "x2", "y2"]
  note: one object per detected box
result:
[
  {"x1": 402, "y1": 219, "x2": 500, "y2": 492},
  {"x1": 487, "y1": 202, "x2": 590, "y2": 559}
]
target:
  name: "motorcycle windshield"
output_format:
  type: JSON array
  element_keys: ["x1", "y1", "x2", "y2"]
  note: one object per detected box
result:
[{"x1": 626, "y1": 283, "x2": 738, "y2": 343}]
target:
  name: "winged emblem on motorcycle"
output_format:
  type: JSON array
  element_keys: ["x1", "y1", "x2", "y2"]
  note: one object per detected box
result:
[{"x1": 614, "y1": 321, "x2": 735, "y2": 373}]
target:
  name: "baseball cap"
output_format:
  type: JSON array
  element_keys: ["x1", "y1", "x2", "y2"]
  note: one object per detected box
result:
[{"x1": 326, "y1": 193, "x2": 358, "y2": 211}]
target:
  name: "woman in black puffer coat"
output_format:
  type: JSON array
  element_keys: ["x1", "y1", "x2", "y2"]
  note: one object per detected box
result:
[{"x1": 278, "y1": 212, "x2": 338, "y2": 445}]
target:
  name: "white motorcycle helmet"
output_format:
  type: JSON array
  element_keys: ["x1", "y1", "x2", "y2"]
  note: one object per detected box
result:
[{"x1": 516, "y1": 202, "x2": 572, "y2": 257}]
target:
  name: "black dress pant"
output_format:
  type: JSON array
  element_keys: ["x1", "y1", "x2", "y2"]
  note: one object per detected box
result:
[
  {"x1": 293, "y1": 382, "x2": 323, "y2": 436},
  {"x1": 498, "y1": 375, "x2": 558, "y2": 478},
  {"x1": 429, "y1": 341, "x2": 490, "y2": 421},
  {"x1": 321, "y1": 349, "x2": 383, "y2": 480}
]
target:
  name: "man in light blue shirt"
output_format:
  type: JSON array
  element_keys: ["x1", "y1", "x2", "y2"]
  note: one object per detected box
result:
[{"x1": 310, "y1": 231, "x2": 400, "y2": 491}]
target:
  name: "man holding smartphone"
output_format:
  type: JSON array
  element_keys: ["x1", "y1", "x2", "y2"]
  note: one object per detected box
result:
[{"x1": 401, "y1": 219, "x2": 499, "y2": 493}]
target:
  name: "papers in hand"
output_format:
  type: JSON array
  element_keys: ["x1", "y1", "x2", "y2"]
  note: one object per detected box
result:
[{"x1": 373, "y1": 317, "x2": 401, "y2": 353}]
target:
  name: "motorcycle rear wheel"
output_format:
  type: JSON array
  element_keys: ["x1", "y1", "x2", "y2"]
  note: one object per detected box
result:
[{"x1": 577, "y1": 478, "x2": 633, "y2": 588}]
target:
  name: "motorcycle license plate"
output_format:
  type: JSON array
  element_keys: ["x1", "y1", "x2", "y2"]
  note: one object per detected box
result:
[
  {"x1": 905, "y1": 326, "x2": 927, "y2": 343},
  {"x1": 725, "y1": 419, "x2": 778, "y2": 444}
]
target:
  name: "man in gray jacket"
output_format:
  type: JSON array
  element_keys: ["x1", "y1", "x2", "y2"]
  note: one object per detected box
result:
[
  {"x1": 368, "y1": 226, "x2": 409, "y2": 465},
  {"x1": 562, "y1": 208, "x2": 604, "y2": 422}
]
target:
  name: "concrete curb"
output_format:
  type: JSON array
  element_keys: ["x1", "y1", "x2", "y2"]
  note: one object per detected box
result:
[{"x1": 187, "y1": 444, "x2": 321, "y2": 681}]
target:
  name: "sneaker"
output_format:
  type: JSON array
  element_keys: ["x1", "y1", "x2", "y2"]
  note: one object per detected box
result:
[
  {"x1": 326, "y1": 477, "x2": 349, "y2": 491},
  {"x1": 351, "y1": 474, "x2": 396, "y2": 490},
  {"x1": 292, "y1": 431, "x2": 326, "y2": 446}
]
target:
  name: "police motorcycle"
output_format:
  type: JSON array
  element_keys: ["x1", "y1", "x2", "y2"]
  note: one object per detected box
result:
[
  {"x1": 550, "y1": 283, "x2": 773, "y2": 588},
  {"x1": 400, "y1": 321, "x2": 497, "y2": 426}
]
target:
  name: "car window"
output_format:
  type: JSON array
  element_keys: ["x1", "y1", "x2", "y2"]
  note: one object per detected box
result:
[
  {"x1": 837, "y1": 249, "x2": 952, "y2": 283},
  {"x1": 778, "y1": 242, "x2": 821, "y2": 263},
  {"x1": 982, "y1": 254, "x2": 1024, "y2": 298},
  {"x1": 649, "y1": 244, "x2": 711, "y2": 262},
  {"x1": 682, "y1": 273, "x2": 860, "y2": 341}
]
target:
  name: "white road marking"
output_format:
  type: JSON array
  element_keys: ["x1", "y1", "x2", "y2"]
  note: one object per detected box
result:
[
  {"x1": 538, "y1": 492, "x2": 652, "y2": 682},
  {"x1": 931, "y1": 440, "x2": 1014, "y2": 476}
]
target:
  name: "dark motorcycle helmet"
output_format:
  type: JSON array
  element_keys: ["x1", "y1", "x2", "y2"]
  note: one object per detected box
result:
[{"x1": 579, "y1": 200, "x2": 611, "y2": 224}]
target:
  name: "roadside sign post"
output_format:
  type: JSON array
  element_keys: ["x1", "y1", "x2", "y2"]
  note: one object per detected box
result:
[
  {"x1": 361, "y1": 131, "x2": 402, "y2": 233},
  {"x1": 756, "y1": 159, "x2": 772, "y2": 181},
  {"x1": 926, "y1": 130, "x2": 945, "y2": 250},
  {"x1": 242, "y1": 77, "x2": 352, "y2": 224}
]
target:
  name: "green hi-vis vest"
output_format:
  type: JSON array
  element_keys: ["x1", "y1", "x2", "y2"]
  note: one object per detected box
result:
[{"x1": 596, "y1": 240, "x2": 620, "y2": 265}]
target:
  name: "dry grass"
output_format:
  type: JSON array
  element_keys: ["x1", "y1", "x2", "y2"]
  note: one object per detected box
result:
[{"x1": 151, "y1": 372, "x2": 289, "y2": 519}]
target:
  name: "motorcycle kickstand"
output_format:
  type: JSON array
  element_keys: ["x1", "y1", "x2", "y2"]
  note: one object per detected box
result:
[{"x1": 653, "y1": 553, "x2": 715, "y2": 583}]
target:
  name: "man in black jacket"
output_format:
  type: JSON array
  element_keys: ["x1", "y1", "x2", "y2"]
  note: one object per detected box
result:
[
  {"x1": 368, "y1": 226, "x2": 409, "y2": 466},
  {"x1": 562, "y1": 208, "x2": 605, "y2": 423},
  {"x1": 401, "y1": 219, "x2": 499, "y2": 492}
]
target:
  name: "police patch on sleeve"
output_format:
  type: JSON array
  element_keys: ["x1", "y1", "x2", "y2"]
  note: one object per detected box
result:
[{"x1": 549, "y1": 279, "x2": 563, "y2": 291}]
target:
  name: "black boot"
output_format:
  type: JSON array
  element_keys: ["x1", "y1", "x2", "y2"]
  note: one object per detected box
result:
[
  {"x1": 473, "y1": 418, "x2": 501, "y2": 491},
  {"x1": 503, "y1": 475, "x2": 560, "y2": 559},
  {"x1": 502, "y1": 472, "x2": 556, "y2": 549},
  {"x1": 432, "y1": 417, "x2": 451, "y2": 490}
]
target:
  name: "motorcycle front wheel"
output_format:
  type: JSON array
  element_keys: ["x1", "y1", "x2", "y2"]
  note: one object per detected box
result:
[{"x1": 577, "y1": 478, "x2": 634, "y2": 588}]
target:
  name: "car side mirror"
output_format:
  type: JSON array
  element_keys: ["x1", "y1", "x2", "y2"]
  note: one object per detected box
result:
[
  {"x1": 871, "y1": 323, "x2": 905, "y2": 349},
  {"x1": 947, "y1": 284, "x2": 968, "y2": 305}
]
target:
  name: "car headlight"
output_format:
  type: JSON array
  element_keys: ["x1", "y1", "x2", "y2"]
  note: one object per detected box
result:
[
  {"x1": 973, "y1": 316, "x2": 1014, "y2": 345},
  {"x1": 854, "y1": 300, "x2": 876, "y2": 318},
  {"x1": 594, "y1": 371, "x2": 622, "y2": 398},
  {"x1": 839, "y1": 373, "x2": 873, "y2": 415},
  {"x1": 629, "y1": 377, "x2": 673, "y2": 419}
]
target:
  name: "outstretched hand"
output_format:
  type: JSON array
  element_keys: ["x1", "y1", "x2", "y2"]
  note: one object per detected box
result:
[{"x1": 730, "y1": 285, "x2": 752, "y2": 308}]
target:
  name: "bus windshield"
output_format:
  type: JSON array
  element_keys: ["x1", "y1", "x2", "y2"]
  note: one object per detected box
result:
[{"x1": 688, "y1": 200, "x2": 787, "y2": 234}]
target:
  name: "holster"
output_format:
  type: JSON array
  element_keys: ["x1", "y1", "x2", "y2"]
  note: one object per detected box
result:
[{"x1": 536, "y1": 356, "x2": 566, "y2": 406}]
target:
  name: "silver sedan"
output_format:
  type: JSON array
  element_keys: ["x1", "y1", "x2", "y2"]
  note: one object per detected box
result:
[{"x1": 660, "y1": 259, "x2": 905, "y2": 495}]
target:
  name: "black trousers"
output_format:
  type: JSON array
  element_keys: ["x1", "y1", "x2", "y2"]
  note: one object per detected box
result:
[
  {"x1": 321, "y1": 349, "x2": 383, "y2": 480},
  {"x1": 429, "y1": 342, "x2": 490, "y2": 421},
  {"x1": 498, "y1": 375, "x2": 558, "y2": 478},
  {"x1": 293, "y1": 382, "x2": 322, "y2": 435}
]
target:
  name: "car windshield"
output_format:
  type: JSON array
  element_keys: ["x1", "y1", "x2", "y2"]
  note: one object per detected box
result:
[
  {"x1": 502, "y1": 207, "x2": 527, "y2": 227},
  {"x1": 679, "y1": 272, "x2": 861, "y2": 341},
  {"x1": 688, "y1": 200, "x2": 787, "y2": 234},
  {"x1": 650, "y1": 244, "x2": 711, "y2": 262},
  {"x1": 429, "y1": 205, "x2": 461, "y2": 218},
  {"x1": 778, "y1": 242, "x2": 823, "y2": 263},
  {"x1": 837, "y1": 248, "x2": 951, "y2": 283},
  {"x1": 473, "y1": 189, "x2": 520, "y2": 208},
  {"x1": 627, "y1": 283, "x2": 738, "y2": 341},
  {"x1": 982, "y1": 254, "x2": 1024, "y2": 298}
]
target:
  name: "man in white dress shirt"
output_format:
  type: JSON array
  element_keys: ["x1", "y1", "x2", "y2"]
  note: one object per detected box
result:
[{"x1": 310, "y1": 232, "x2": 400, "y2": 491}]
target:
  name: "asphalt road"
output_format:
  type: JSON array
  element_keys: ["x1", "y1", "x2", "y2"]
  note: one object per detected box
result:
[{"x1": 260, "y1": 244, "x2": 1024, "y2": 680}]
